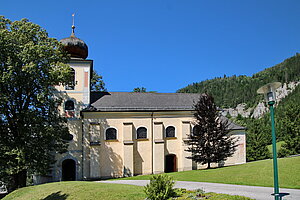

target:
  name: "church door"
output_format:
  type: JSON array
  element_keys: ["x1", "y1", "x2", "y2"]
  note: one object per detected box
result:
[
  {"x1": 62, "y1": 159, "x2": 76, "y2": 181},
  {"x1": 165, "y1": 154, "x2": 177, "y2": 173}
]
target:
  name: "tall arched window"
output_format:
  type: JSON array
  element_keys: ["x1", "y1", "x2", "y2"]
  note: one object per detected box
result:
[
  {"x1": 105, "y1": 127, "x2": 117, "y2": 140},
  {"x1": 166, "y1": 126, "x2": 175, "y2": 138},
  {"x1": 65, "y1": 68, "x2": 75, "y2": 90},
  {"x1": 137, "y1": 127, "x2": 147, "y2": 139},
  {"x1": 65, "y1": 100, "x2": 75, "y2": 111}
]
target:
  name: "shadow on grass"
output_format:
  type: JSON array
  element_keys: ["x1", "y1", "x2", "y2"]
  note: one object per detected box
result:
[{"x1": 42, "y1": 191, "x2": 69, "y2": 200}]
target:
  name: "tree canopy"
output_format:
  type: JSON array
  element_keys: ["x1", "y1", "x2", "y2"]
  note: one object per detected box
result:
[
  {"x1": 0, "y1": 16, "x2": 72, "y2": 190},
  {"x1": 245, "y1": 118, "x2": 271, "y2": 162},
  {"x1": 236, "y1": 84, "x2": 300, "y2": 161},
  {"x1": 278, "y1": 103, "x2": 300, "y2": 157},
  {"x1": 185, "y1": 94, "x2": 237, "y2": 169},
  {"x1": 133, "y1": 87, "x2": 147, "y2": 93},
  {"x1": 91, "y1": 70, "x2": 106, "y2": 91}
]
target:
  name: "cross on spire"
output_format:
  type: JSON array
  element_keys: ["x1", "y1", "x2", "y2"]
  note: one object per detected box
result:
[{"x1": 71, "y1": 13, "x2": 75, "y2": 36}]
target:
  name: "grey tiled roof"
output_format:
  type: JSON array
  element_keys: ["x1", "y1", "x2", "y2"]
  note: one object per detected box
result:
[
  {"x1": 87, "y1": 92, "x2": 246, "y2": 130},
  {"x1": 219, "y1": 116, "x2": 246, "y2": 130},
  {"x1": 90, "y1": 92, "x2": 201, "y2": 112}
]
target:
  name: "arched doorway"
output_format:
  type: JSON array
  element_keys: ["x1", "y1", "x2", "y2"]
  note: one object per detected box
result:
[
  {"x1": 165, "y1": 154, "x2": 177, "y2": 173},
  {"x1": 62, "y1": 159, "x2": 76, "y2": 181}
]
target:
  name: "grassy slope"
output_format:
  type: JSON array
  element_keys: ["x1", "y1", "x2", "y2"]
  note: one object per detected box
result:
[
  {"x1": 121, "y1": 156, "x2": 300, "y2": 189},
  {"x1": 4, "y1": 157, "x2": 299, "y2": 199},
  {"x1": 3, "y1": 181, "x2": 254, "y2": 200},
  {"x1": 3, "y1": 181, "x2": 145, "y2": 200}
]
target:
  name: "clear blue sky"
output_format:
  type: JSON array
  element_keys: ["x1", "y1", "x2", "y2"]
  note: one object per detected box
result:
[{"x1": 2, "y1": 0, "x2": 300, "y2": 92}]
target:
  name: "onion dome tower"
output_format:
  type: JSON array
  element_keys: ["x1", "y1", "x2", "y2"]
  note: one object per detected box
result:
[
  {"x1": 60, "y1": 19, "x2": 88, "y2": 59},
  {"x1": 57, "y1": 14, "x2": 93, "y2": 109}
]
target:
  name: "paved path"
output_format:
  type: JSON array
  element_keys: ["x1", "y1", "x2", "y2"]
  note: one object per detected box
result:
[{"x1": 98, "y1": 180, "x2": 300, "y2": 200}]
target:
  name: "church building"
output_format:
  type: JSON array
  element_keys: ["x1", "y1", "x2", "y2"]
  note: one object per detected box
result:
[{"x1": 39, "y1": 25, "x2": 246, "y2": 183}]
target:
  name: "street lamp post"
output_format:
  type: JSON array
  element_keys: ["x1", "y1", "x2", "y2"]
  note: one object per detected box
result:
[{"x1": 257, "y1": 82, "x2": 282, "y2": 200}]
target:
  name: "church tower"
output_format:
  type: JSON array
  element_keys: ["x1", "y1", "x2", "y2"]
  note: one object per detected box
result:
[
  {"x1": 56, "y1": 19, "x2": 93, "y2": 118},
  {"x1": 48, "y1": 18, "x2": 92, "y2": 182}
]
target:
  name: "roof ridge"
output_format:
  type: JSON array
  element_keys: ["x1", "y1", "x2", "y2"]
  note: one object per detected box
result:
[{"x1": 107, "y1": 92, "x2": 202, "y2": 95}]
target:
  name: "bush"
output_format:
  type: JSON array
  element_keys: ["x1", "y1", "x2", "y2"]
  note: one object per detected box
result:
[{"x1": 144, "y1": 174, "x2": 178, "y2": 200}]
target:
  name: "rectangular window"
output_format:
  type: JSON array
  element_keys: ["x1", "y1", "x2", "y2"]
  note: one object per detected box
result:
[{"x1": 89, "y1": 124, "x2": 100, "y2": 142}]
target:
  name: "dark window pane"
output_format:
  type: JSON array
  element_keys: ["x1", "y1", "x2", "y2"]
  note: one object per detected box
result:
[
  {"x1": 65, "y1": 100, "x2": 75, "y2": 110},
  {"x1": 66, "y1": 68, "x2": 75, "y2": 90},
  {"x1": 192, "y1": 125, "x2": 200, "y2": 136},
  {"x1": 166, "y1": 126, "x2": 175, "y2": 137},
  {"x1": 106, "y1": 128, "x2": 117, "y2": 140},
  {"x1": 63, "y1": 133, "x2": 74, "y2": 141},
  {"x1": 137, "y1": 127, "x2": 147, "y2": 139}
]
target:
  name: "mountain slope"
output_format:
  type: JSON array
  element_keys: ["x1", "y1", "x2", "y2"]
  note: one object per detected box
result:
[
  {"x1": 177, "y1": 53, "x2": 300, "y2": 161},
  {"x1": 177, "y1": 53, "x2": 300, "y2": 108}
]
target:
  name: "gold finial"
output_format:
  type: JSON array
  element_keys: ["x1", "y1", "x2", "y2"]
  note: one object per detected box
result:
[{"x1": 71, "y1": 13, "x2": 75, "y2": 36}]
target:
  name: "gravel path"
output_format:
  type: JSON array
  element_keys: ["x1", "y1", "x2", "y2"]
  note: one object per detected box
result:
[{"x1": 97, "y1": 180, "x2": 300, "y2": 200}]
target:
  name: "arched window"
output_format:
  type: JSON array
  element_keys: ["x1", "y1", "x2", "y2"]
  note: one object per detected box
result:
[
  {"x1": 166, "y1": 126, "x2": 175, "y2": 138},
  {"x1": 65, "y1": 100, "x2": 75, "y2": 111},
  {"x1": 192, "y1": 125, "x2": 200, "y2": 136},
  {"x1": 137, "y1": 127, "x2": 147, "y2": 139},
  {"x1": 66, "y1": 68, "x2": 75, "y2": 90},
  {"x1": 63, "y1": 133, "x2": 74, "y2": 141},
  {"x1": 105, "y1": 127, "x2": 117, "y2": 140}
]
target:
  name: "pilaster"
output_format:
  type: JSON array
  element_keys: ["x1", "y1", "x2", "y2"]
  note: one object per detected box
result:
[
  {"x1": 153, "y1": 122, "x2": 165, "y2": 174},
  {"x1": 123, "y1": 122, "x2": 134, "y2": 176},
  {"x1": 181, "y1": 121, "x2": 192, "y2": 171}
]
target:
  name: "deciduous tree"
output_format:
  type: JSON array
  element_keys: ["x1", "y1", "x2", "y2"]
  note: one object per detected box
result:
[
  {"x1": 91, "y1": 70, "x2": 106, "y2": 91},
  {"x1": 0, "y1": 16, "x2": 72, "y2": 190},
  {"x1": 133, "y1": 87, "x2": 147, "y2": 93}
]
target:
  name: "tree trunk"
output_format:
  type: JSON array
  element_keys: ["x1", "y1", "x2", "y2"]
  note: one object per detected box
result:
[
  {"x1": 12, "y1": 170, "x2": 27, "y2": 190},
  {"x1": 207, "y1": 161, "x2": 211, "y2": 169}
]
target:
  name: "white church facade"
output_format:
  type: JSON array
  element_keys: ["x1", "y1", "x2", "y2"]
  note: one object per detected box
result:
[{"x1": 37, "y1": 26, "x2": 246, "y2": 183}]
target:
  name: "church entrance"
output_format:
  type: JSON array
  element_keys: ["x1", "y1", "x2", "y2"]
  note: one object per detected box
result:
[
  {"x1": 62, "y1": 159, "x2": 76, "y2": 181},
  {"x1": 165, "y1": 154, "x2": 177, "y2": 173}
]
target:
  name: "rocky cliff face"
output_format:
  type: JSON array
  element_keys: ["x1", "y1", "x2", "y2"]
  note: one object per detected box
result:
[{"x1": 221, "y1": 82, "x2": 299, "y2": 118}]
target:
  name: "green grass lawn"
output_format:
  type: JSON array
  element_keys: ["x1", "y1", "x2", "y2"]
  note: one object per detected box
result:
[
  {"x1": 3, "y1": 182, "x2": 253, "y2": 200},
  {"x1": 3, "y1": 157, "x2": 299, "y2": 199},
  {"x1": 3, "y1": 181, "x2": 146, "y2": 200},
  {"x1": 121, "y1": 156, "x2": 300, "y2": 189}
]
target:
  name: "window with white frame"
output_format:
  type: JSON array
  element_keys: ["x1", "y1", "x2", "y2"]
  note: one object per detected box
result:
[
  {"x1": 166, "y1": 126, "x2": 175, "y2": 138},
  {"x1": 89, "y1": 123, "x2": 100, "y2": 142},
  {"x1": 137, "y1": 127, "x2": 147, "y2": 139},
  {"x1": 65, "y1": 100, "x2": 75, "y2": 111},
  {"x1": 105, "y1": 127, "x2": 117, "y2": 140},
  {"x1": 64, "y1": 100, "x2": 75, "y2": 118},
  {"x1": 192, "y1": 125, "x2": 200, "y2": 136}
]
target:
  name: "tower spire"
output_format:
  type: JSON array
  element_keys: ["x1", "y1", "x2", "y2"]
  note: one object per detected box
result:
[{"x1": 71, "y1": 13, "x2": 75, "y2": 36}]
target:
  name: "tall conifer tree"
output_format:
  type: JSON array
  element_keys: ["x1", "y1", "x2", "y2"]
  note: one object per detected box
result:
[{"x1": 185, "y1": 94, "x2": 237, "y2": 169}]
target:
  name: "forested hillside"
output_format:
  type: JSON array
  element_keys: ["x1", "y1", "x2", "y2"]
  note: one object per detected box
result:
[
  {"x1": 240, "y1": 84, "x2": 300, "y2": 161},
  {"x1": 178, "y1": 53, "x2": 300, "y2": 162},
  {"x1": 177, "y1": 53, "x2": 300, "y2": 108}
]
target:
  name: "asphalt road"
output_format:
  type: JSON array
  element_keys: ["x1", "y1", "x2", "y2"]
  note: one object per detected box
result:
[{"x1": 98, "y1": 180, "x2": 300, "y2": 200}]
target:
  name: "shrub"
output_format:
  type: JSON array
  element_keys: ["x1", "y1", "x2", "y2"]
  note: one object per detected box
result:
[{"x1": 144, "y1": 174, "x2": 178, "y2": 200}]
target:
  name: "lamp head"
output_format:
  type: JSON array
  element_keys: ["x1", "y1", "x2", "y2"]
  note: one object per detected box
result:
[{"x1": 257, "y1": 82, "x2": 281, "y2": 104}]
